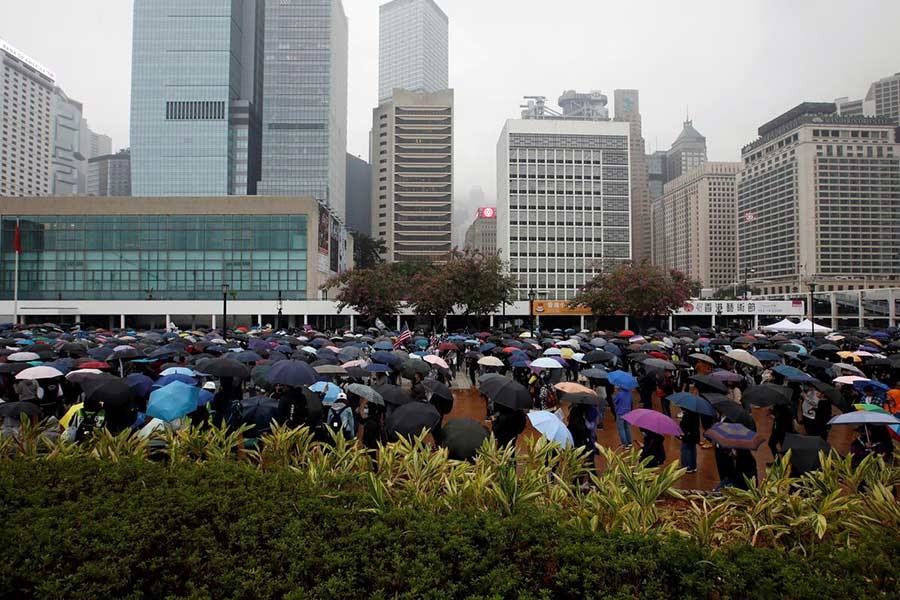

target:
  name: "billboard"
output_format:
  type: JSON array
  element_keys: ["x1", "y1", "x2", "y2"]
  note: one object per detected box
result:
[
  {"x1": 318, "y1": 207, "x2": 330, "y2": 273},
  {"x1": 677, "y1": 300, "x2": 805, "y2": 316},
  {"x1": 330, "y1": 216, "x2": 339, "y2": 273},
  {"x1": 477, "y1": 207, "x2": 497, "y2": 219}
]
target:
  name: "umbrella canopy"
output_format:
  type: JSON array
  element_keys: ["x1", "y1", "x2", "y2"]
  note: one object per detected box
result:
[
  {"x1": 423, "y1": 355, "x2": 449, "y2": 370},
  {"x1": 553, "y1": 382, "x2": 596, "y2": 396},
  {"x1": 688, "y1": 353, "x2": 717, "y2": 366},
  {"x1": 706, "y1": 394, "x2": 756, "y2": 429},
  {"x1": 267, "y1": 360, "x2": 318, "y2": 387},
  {"x1": 386, "y1": 402, "x2": 442, "y2": 441},
  {"x1": 608, "y1": 370, "x2": 638, "y2": 390},
  {"x1": 580, "y1": 368, "x2": 608, "y2": 380},
  {"x1": 125, "y1": 373, "x2": 155, "y2": 399},
  {"x1": 14, "y1": 366, "x2": 64, "y2": 381},
  {"x1": 642, "y1": 358, "x2": 676, "y2": 371},
  {"x1": 725, "y1": 350, "x2": 763, "y2": 369},
  {"x1": 7, "y1": 352, "x2": 40, "y2": 363},
  {"x1": 374, "y1": 384, "x2": 413, "y2": 407},
  {"x1": 743, "y1": 384, "x2": 793, "y2": 408},
  {"x1": 782, "y1": 433, "x2": 832, "y2": 475},
  {"x1": 833, "y1": 375, "x2": 869, "y2": 385},
  {"x1": 0, "y1": 401, "x2": 42, "y2": 419},
  {"x1": 200, "y1": 358, "x2": 251, "y2": 379},
  {"x1": 689, "y1": 374, "x2": 728, "y2": 394},
  {"x1": 527, "y1": 410, "x2": 573, "y2": 448},
  {"x1": 583, "y1": 350, "x2": 615, "y2": 364},
  {"x1": 346, "y1": 383, "x2": 384, "y2": 406},
  {"x1": 479, "y1": 377, "x2": 532, "y2": 410},
  {"x1": 146, "y1": 381, "x2": 199, "y2": 422},
  {"x1": 622, "y1": 408, "x2": 683, "y2": 436},
  {"x1": 64, "y1": 369, "x2": 103, "y2": 383},
  {"x1": 440, "y1": 418, "x2": 490, "y2": 461},
  {"x1": 401, "y1": 359, "x2": 432, "y2": 379},
  {"x1": 240, "y1": 396, "x2": 281, "y2": 437},
  {"x1": 314, "y1": 364, "x2": 347, "y2": 376},
  {"x1": 773, "y1": 365, "x2": 807, "y2": 379},
  {"x1": 710, "y1": 370, "x2": 743, "y2": 383},
  {"x1": 530, "y1": 357, "x2": 564, "y2": 369},
  {"x1": 667, "y1": 392, "x2": 716, "y2": 417},
  {"x1": 828, "y1": 412, "x2": 900, "y2": 426},
  {"x1": 160, "y1": 366, "x2": 196, "y2": 377},
  {"x1": 477, "y1": 356, "x2": 504, "y2": 368},
  {"x1": 704, "y1": 422, "x2": 766, "y2": 450},
  {"x1": 87, "y1": 377, "x2": 137, "y2": 411},
  {"x1": 422, "y1": 379, "x2": 453, "y2": 403}
]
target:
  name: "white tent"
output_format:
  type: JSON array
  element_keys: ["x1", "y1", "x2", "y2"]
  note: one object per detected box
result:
[
  {"x1": 795, "y1": 319, "x2": 833, "y2": 334},
  {"x1": 762, "y1": 319, "x2": 833, "y2": 334},
  {"x1": 762, "y1": 319, "x2": 801, "y2": 332}
]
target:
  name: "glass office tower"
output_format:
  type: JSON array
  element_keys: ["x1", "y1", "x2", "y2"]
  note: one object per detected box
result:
[
  {"x1": 130, "y1": 0, "x2": 263, "y2": 196},
  {"x1": 258, "y1": 0, "x2": 348, "y2": 219}
]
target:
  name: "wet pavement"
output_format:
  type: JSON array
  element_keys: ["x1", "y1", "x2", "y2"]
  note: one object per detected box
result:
[{"x1": 446, "y1": 382, "x2": 854, "y2": 491}]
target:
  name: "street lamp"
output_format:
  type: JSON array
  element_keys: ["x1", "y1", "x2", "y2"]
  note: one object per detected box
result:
[
  {"x1": 807, "y1": 279, "x2": 817, "y2": 339},
  {"x1": 221, "y1": 283, "x2": 230, "y2": 335},
  {"x1": 276, "y1": 290, "x2": 284, "y2": 331},
  {"x1": 743, "y1": 267, "x2": 756, "y2": 300},
  {"x1": 528, "y1": 289, "x2": 537, "y2": 333}
]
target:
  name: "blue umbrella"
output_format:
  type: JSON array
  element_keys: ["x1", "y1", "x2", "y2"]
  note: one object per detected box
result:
[
  {"x1": 479, "y1": 343, "x2": 497, "y2": 353},
  {"x1": 608, "y1": 370, "x2": 638, "y2": 391},
  {"x1": 372, "y1": 351, "x2": 403, "y2": 368},
  {"x1": 828, "y1": 411, "x2": 900, "y2": 426},
  {"x1": 161, "y1": 366, "x2": 196, "y2": 377},
  {"x1": 234, "y1": 351, "x2": 263, "y2": 364},
  {"x1": 365, "y1": 363, "x2": 391, "y2": 373},
  {"x1": 773, "y1": 365, "x2": 806, "y2": 379},
  {"x1": 154, "y1": 373, "x2": 198, "y2": 388},
  {"x1": 753, "y1": 351, "x2": 781, "y2": 362},
  {"x1": 527, "y1": 411, "x2": 573, "y2": 448},
  {"x1": 146, "y1": 381, "x2": 199, "y2": 422},
  {"x1": 309, "y1": 381, "x2": 341, "y2": 404},
  {"x1": 373, "y1": 341, "x2": 393, "y2": 351},
  {"x1": 267, "y1": 360, "x2": 318, "y2": 387},
  {"x1": 125, "y1": 373, "x2": 155, "y2": 399},
  {"x1": 197, "y1": 388, "x2": 214, "y2": 408},
  {"x1": 787, "y1": 373, "x2": 817, "y2": 384},
  {"x1": 667, "y1": 392, "x2": 716, "y2": 417},
  {"x1": 852, "y1": 379, "x2": 890, "y2": 397}
]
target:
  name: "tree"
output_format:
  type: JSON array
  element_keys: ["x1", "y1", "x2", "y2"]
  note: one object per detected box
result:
[
  {"x1": 571, "y1": 260, "x2": 698, "y2": 319},
  {"x1": 323, "y1": 262, "x2": 406, "y2": 325},
  {"x1": 350, "y1": 232, "x2": 386, "y2": 269},
  {"x1": 448, "y1": 250, "x2": 518, "y2": 322},
  {"x1": 406, "y1": 263, "x2": 456, "y2": 331}
]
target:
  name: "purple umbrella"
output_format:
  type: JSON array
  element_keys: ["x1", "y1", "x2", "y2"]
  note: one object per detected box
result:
[
  {"x1": 622, "y1": 409, "x2": 683, "y2": 436},
  {"x1": 711, "y1": 370, "x2": 743, "y2": 383},
  {"x1": 704, "y1": 422, "x2": 766, "y2": 450}
]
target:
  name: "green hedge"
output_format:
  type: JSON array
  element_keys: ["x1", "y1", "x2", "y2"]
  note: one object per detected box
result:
[{"x1": 1, "y1": 459, "x2": 898, "y2": 599}]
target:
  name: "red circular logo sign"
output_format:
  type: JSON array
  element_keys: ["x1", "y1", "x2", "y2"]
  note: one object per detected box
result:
[{"x1": 481, "y1": 208, "x2": 495, "y2": 219}]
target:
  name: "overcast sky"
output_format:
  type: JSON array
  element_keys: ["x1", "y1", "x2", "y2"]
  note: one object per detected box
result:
[{"x1": 2, "y1": 0, "x2": 899, "y2": 239}]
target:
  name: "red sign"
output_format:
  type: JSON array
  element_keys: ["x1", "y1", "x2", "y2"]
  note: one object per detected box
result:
[
  {"x1": 744, "y1": 211, "x2": 757, "y2": 223},
  {"x1": 477, "y1": 207, "x2": 496, "y2": 219}
]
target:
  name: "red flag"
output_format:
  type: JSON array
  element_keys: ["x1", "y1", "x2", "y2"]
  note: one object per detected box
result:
[{"x1": 13, "y1": 222, "x2": 21, "y2": 254}]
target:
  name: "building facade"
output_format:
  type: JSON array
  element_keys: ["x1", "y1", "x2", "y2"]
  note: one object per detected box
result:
[
  {"x1": 665, "y1": 119, "x2": 707, "y2": 182},
  {"x1": 613, "y1": 89, "x2": 650, "y2": 261},
  {"x1": 372, "y1": 89, "x2": 453, "y2": 262},
  {"x1": 130, "y1": 0, "x2": 264, "y2": 196},
  {"x1": 87, "y1": 150, "x2": 132, "y2": 197},
  {"x1": 867, "y1": 72, "x2": 900, "y2": 125},
  {"x1": 497, "y1": 118, "x2": 632, "y2": 301},
  {"x1": 76, "y1": 119, "x2": 112, "y2": 195},
  {"x1": 464, "y1": 207, "x2": 497, "y2": 255},
  {"x1": 378, "y1": 0, "x2": 449, "y2": 103},
  {"x1": 1, "y1": 38, "x2": 55, "y2": 197},
  {"x1": 346, "y1": 154, "x2": 372, "y2": 236},
  {"x1": 258, "y1": 0, "x2": 348, "y2": 220},
  {"x1": 650, "y1": 162, "x2": 741, "y2": 290},
  {"x1": 49, "y1": 87, "x2": 83, "y2": 196},
  {"x1": 738, "y1": 103, "x2": 900, "y2": 295},
  {"x1": 647, "y1": 150, "x2": 667, "y2": 202}
]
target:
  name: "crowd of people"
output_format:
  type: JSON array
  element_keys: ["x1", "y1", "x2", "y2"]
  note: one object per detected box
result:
[{"x1": 1, "y1": 321, "x2": 898, "y2": 489}]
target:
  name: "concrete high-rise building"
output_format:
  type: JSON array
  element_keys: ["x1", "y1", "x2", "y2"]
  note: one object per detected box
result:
[
  {"x1": 650, "y1": 162, "x2": 741, "y2": 290},
  {"x1": 613, "y1": 89, "x2": 650, "y2": 262},
  {"x1": 346, "y1": 154, "x2": 372, "y2": 236},
  {"x1": 130, "y1": 0, "x2": 264, "y2": 196},
  {"x1": 76, "y1": 119, "x2": 112, "y2": 194},
  {"x1": 50, "y1": 87, "x2": 83, "y2": 196},
  {"x1": 464, "y1": 207, "x2": 497, "y2": 255},
  {"x1": 866, "y1": 72, "x2": 900, "y2": 125},
  {"x1": 497, "y1": 116, "x2": 632, "y2": 301},
  {"x1": 378, "y1": 0, "x2": 449, "y2": 104},
  {"x1": 835, "y1": 96, "x2": 875, "y2": 118},
  {"x1": 372, "y1": 89, "x2": 453, "y2": 262},
  {"x1": 647, "y1": 150, "x2": 667, "y2": 202},
  {"x1": 1, "y1": 38, "x2": 55, "y2": 197},
  {"x1": 738, "y1": 103, "x2": 900, "y2": 295},
  {"x1": 88, "y1": 149, "x2": 131, "y2": 197},
  {"x1": 666, "y1": 119, "x2": 707, "y2": 182},
  {"x1": 259, "y1": 0, "x2": 347, "y2": 220}
]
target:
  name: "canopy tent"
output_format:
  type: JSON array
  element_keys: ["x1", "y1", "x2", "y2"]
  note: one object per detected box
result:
[
  {"x1": 762, "y1": 319, "x2": 832, "y2": 334},
  {"x1": 762, "y1": 319, "x2": 802, "y2": 332}
]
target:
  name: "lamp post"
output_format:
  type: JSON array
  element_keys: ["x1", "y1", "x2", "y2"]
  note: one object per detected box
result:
[
  {"x1": 808, "y1": 279, "x2": 817, "y2": 339},
  {"x1": 743, "y1": 267, "x2": 756, "y2": 300},
  {"x1": 276, "y1": 290, "x2": 284, "y2": 331},
  {"x1": 221, "y1": 283, "x2": 229, "y2": 335},
  {"x1": 528, "y1": 289, "x2": 537, "y2": 333}
]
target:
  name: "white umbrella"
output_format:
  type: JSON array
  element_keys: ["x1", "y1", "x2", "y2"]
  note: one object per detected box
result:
[
  {"x1": 15, "y1": 366, "x2": 64, "y2": 380},
  {"x1": 531, "y1": 357, "x2": 565, "y2": 369},
  {"x1": 477, "y1": 356, "x2": 504, "y2": 367},
  {"x1": 725, "y1": 349, "x2": 763, "y2": 369},
  {"x1": 833, "y1": 376, "x2": 869, "y2": 385},
  {"x1": 7, "y1": 352, "x2": 40, "y2": 363}
]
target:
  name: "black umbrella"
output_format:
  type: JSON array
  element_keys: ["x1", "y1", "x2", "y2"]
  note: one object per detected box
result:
[
  {"x1": 689, "y1": 374, "x2": 728, "y2": 394},
  {"x1": 580, "y1": 368, "x2": 608, "y2": 380},
  {"x1": 374, "y1": 384, "x2": 412, "y2": 407},
  {"x1": 240, "y1": 396, "x2": 281, "y2": 438},
  {"x1": 251, "y1": 364, "x2": 274, "y2": 391},
  {"x1": 744, "y1": 384, "x2": 793, "y2": 407},
  {"x1": 401, "y1": 359, "x2": 432, "y2": 379},
  {"x1": 782, "y1": 433, "x2": 831, "y2": 475},
  {"x1": 88, "y1": 378, "x2": 137, "y2": 412},
  {"x1": 705, "y1": 393, "x2": 756, "y2": 430},
  {"x1": 386, "y1": 402, "x2": 442, "y2": 441},
  {"x1": 0, "y1": 362, "x2": 29, "y2": 374},
  {"x1": 59, "y1": 342, "x2": 88, "y2": 356},
  {"x1": 0, "y1": 401, "x2": 42, "y2": 419},
  {"x1": 558, "y1": 391, "x2": 604, "y2": 406},
  {"x1": 422, "y1": 379, "x2": 454, "y2": 415},
  {"x1": 200, "y1": 358, "x2": 251, "y2": 379},
  {"x1": 803, "y1": 357, "x2": 835, "y2": 371},
  {"x1": 440, "y1": 418, "x2": 490, "y2": 461},
  {"x1": 584, "y1": 350, "x2": 615, "y2": 364},
  {"x1": 478, "y1": 377, "x2": 531, "y2": 410}
]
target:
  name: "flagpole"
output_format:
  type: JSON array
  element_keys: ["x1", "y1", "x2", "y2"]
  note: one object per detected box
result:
[{"x1": 13, "y1": 218, "x2": 19, "y2": 326}]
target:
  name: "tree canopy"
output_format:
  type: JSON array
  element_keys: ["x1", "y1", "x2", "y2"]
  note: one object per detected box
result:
[{"x1": 571, "y1": 261, "x2": 698, "y2": 318}]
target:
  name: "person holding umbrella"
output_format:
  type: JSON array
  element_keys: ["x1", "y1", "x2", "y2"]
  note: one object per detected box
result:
[
  {"x1": 622, "y1": 408, "x2": 682, "y2": 467},
  {"x1": 680, "y1": 408, "x2": 700, "y2": 473},
  {"x1": 609, "y1": 371, "x2": 638, "y2": 449}
]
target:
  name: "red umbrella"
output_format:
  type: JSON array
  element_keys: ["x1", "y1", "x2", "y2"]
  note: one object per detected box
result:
[
  {"x1": 619, "y1": 329, "x2": 635, "y2": 338},
  {"x1": 78, "y1": 361, "x2": 111, "y2": 370},
  {"x1": 437, "y1": 343, "x2": 457, "y2": 352}
]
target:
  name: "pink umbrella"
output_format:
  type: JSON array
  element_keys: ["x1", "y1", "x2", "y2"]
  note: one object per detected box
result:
[
  {"x1": 423, "y1": 355, "x2": 449, "y2": 370},
  {"x1": 341, "y1": 360, "x2": 366, "y2": 369},
  {"x1": 622, "y1": 409, "x2": 683, "y2": 436}
]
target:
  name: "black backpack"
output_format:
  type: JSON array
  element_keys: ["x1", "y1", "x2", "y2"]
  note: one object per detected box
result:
[{"x1": 326, "y1": 405, "x2": 352, "y2": 439}]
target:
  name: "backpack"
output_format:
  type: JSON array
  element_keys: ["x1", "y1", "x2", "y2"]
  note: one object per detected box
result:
[
  {"x1": 326, "y1": 404, "x2": 353, "y2": 440},
  {"x1": 74, "y1": 409, "x2": 106, "y2": 443}
]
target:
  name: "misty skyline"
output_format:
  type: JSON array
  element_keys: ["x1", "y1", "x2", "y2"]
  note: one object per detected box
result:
[{"x1": 2, "y1": 0, "x2": 899, "y2": 234}]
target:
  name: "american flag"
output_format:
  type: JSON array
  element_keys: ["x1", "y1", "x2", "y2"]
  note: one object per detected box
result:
[
  {"x1": 429, "y1": 333, "x2": 439, "y2": 349},
  {"x1": 394, "y1": 324, "x2": 412, "y2": 349}
]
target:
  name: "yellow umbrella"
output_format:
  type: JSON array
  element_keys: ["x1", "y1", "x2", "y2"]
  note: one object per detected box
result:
[
  {"x1": 837, "y1": 351, "x2": 862, "y2": 363},
  {"x1": 60, "y1": 402, "x2": 83, "y2": 429},
  {"x1": 519, "y1": 332, "x2": 533, "y2": 338},
  {"x1": 560, "y1": 348, "x2": 575, "y2": 359}
]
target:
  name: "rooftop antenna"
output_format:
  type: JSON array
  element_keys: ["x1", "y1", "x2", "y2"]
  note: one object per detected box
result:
[{"x1": 686, "y1": 105, "x2": 690, "y2": 123}]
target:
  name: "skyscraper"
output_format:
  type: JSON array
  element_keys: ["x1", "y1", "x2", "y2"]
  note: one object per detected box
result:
[
  {"x1": 88, "y1": 150, "x2": 132, "y2": 197},
  {"x1": 346, "y1": 154, "x2": 372, "y2": 236},
  {"x1": 1, "y1": 38, "x2": 55, "y2": 197},
  {"x1": 666, "y1": 120, "x2": 707, "y2": 182},
  {"x1": 258, "y1": 0, "x2": 348, "y2": 220},
  {"x1": 130, "y1": 0, "x2": 264, "y2": 196},
  {"x1": 50, "y1": 87, "x2": 83, "y2": 196},
  {"x1": 866, "y1": 72, "x2": 900, "y2": 124},
  {"x1": 378, "y1": 0, "x2": 449, "y2": 103},
  {"x1": 737, "y1": 103, "x2": 900, "y2": 295},
  {"x1": 77, "y1": 119, "x2": 112, "y2": 195},
  {"x1": 613, "y1": 90, "x2": 650, "y2": 262},
  {"x1": 497, "y1": 111, "x2": 632, "y2": 301},
  {"x1": 464, "y1": 207, "x2": 497, "y2": 256},
  {"x1": 372, "y1": 89, "x2": 454, "y2": 262}
]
